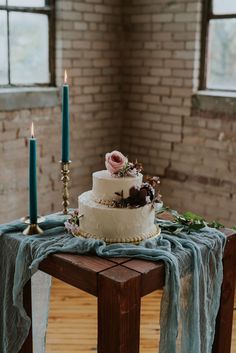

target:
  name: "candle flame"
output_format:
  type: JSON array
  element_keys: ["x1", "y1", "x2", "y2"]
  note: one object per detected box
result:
[
  {"x1": 31, "y1": 122, "x2": 35, "y2": 138},
  {"x1": 64, "y1": 70, "x2": 67, "y2": 84}
]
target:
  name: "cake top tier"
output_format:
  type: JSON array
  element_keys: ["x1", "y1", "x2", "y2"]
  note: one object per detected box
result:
[{"x1": 92, "y1": 170, "x2": 143, "y2": 202}]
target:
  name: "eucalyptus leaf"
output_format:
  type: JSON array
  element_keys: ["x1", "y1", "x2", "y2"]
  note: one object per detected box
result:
[
  {"x1": 182, "y1": 211, "x2": 205, "y2": 222},
  {"x1": 174, "y1": 227, "x2": 184, "y2": 234},
  {"x1": 158, "y1": 207, "x2": 223, "y2": 235},
  {"x1": 208, "y1": 221, "x2": 225, "y2": 229}
]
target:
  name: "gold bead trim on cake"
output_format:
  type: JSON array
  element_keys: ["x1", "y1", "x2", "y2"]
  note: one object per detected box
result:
[
  {"x1": 94, "y1": 198, "x2": 154, "y2": 209},
  {"x1": 71, "y1": 225, "x2": 161, "y2": 244},
  {"x1": 95, "y1": 198, "x2": 114, "y2": 206}
]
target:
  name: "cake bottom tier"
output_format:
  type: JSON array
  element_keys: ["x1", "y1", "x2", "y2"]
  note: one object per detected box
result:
[{"x1": 78, "y1": 191, "x2": 159, "y2": 243}]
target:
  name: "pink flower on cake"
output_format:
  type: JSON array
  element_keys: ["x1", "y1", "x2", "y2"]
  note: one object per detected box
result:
[{"x1": 105, "y1": 150, "x2": 128, "y2": 174}]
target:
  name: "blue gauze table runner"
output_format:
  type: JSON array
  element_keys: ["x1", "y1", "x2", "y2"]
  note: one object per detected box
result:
[{"x1": 0, "y1": 212, "x2": 226, "y2": 353}]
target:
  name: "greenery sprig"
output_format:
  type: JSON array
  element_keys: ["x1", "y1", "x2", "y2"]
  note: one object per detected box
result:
[{"x1": 157, "y1": 207, "x2": 226, "y2": 234}]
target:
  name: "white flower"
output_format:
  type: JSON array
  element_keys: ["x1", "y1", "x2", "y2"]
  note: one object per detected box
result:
[
  {"x1": 146, "y1": 196, "x2": 151, "y2": 203},
  {"x1": 126, "y1": 167, "x2": 137, "y2": 177},
  {"x1": 154, "y1": 201, "x2": 163, "y2": 212}
]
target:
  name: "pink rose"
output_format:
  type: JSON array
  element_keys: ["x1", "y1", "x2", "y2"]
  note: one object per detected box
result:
[{"x1": 105, "y1": 151, "x2": 127, "y2": 174}]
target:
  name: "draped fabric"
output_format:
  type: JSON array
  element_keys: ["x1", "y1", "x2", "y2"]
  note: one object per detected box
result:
[{"x1": 0, "y1": 213, "x2": 225, "y2": 353}]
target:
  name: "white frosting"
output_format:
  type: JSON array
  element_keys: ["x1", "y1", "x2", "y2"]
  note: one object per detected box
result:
[
  {"x1": 92, "y1": 170, "x2": 143, "y2": 201},
  {"x1": 78, "y1": 191, "x2": 159, "y2": 243}
]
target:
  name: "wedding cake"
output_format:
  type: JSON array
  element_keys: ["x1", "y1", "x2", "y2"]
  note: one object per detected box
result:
[{"x1": 73, "y1": 151, "x2": 161, "y2": 243}]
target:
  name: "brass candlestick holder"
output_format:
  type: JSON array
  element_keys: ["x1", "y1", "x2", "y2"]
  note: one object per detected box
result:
[
  {"x1": 22, "y1": 216, "x2": 45, "y2": 236},
  {"x1": 60, "y1": 160, "x2": 71, "y2": 215}
]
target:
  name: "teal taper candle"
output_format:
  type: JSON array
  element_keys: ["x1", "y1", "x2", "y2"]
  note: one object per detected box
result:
[
  {"x1": 29, "y1": 122, "x2": 38, "y2": 224},
  {"x1": 62, "y1": 70, "x2": 70, "y2": 162}
]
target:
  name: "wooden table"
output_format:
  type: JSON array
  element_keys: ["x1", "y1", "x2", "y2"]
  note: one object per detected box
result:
[{"x1": 20, "y1": 228, "x2": 236, "y2": 353}]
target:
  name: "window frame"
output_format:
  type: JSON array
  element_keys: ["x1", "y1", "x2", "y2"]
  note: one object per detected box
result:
[
  {"x1": 200, "y1": 0, "x2": 236, "y2": 91},
  {"x1": 0, "y1": 0, "x2": 55, "y2": 88}
]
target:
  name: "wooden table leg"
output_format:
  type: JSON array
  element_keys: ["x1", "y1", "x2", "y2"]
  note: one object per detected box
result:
[
  {"x1": 98, "y1": 266, "x2": 141, "y2": 353},
  {"x1": 212, "y1": 233, "x2": 236, "y2": 353},
  {"x1": 19, "y1": 279, "x2": 33, "y2": 353}
]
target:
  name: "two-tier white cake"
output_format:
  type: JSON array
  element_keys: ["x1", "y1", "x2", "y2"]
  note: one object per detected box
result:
[{"x1": 77, "y1": 151, "x2": 160, "y2": 243}]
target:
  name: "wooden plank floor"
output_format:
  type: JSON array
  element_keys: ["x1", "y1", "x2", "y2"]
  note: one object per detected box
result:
[{"x1": 45, "y1": 278, "x2": 236, "y2": 353}]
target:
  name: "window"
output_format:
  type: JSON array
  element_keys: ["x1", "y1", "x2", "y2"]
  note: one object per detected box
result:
[
  {"x1": 0, "y1": 0, "x2": 55, "y2": 87},
  {"x1": 200, "y1": 0, "x2": 236, "y2": 91}
]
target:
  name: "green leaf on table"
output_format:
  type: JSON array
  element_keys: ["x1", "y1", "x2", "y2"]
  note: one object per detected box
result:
[
  {"x1": 189, "y1": 222, "x2": 206, "y2": 231},
  {"x1": 182, "y1": 211, "x2": 205, "y2": 222},
  {"x1": 208, "y1": 220, "x2": 225, "y2": 229},
  {"x1": 157, "y1": 204, "x2": 170, "y2": 212},
  {"x1": 173, "y1": 227, "x2": 184, "y2": 234},
  {"x1": 158, "y1": 207, "x2": 227, "y2": 234},
  {"x1": 174, "y1": 212, "x2": 206, "y2": 233}
]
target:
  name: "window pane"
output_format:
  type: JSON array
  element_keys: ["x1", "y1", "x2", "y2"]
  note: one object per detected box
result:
[
  {"x1": 213, "y1": 0, "x2": 236, "y2": 15},
  {"x1": 207, "y1": 19, "x2": 236, "y2": 90},
  {"x1": 0, "y1": 11, "x2": 8, "y2": 85},
  {"x1": 8, "y1": 0, "x2": 45, "y2": 7},
  {"x1": 9, "y1": 12, "x2": 49, "y2": 85},
  {"x1": 0, "y1": 0, "x2": 6, "y2": 5}
]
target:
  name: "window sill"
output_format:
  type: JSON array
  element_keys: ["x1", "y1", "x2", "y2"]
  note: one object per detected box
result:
[
  {"x1": 192, "y1": 90, "x2": 236, "y2": 114},
  {"x1": 0, "y1": 87, "x2": 60, "y2": 111}
]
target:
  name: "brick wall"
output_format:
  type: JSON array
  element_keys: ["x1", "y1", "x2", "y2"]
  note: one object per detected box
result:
[
  {"x1": 1, "y1": 0, "x2": 235, "y2": 227},
  {"x1": 122, "y1": 0, "x2": 201, "y2": 177},
  {"x1": 121, "y1": 0, "x2": 236, "y2": 227},
  {"x1": 0, "y1": 0, "x2": 122, "y2": 223},
  {"x1": 163, "y1": 106, "x2": 236, "y2": 226},
  {"x1": 0, "y1": 107, "x2": 62, "y2": 222},
  {"x1": 56, "y1": 0, "x2": 123, "y2": 208}
]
